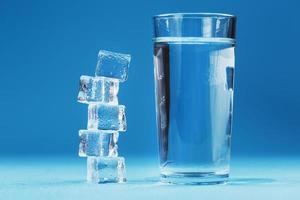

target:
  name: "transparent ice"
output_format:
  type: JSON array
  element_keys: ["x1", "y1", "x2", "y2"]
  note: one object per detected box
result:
[
  {"x1": 87, "y1": 156, "x2": 126, "y2": 183},
  {"x1": 95, "y1": 50, "x2": 131, "y2": 82},
  {"x1": 77, "y1": 75, "x2": 119, "y2": 104},
  {"x1": 88, "y1": 104, "x2": 126, "y2": 131},
  {"x1": 79, "y1": 130, "x2": 119, "y2": 157}
]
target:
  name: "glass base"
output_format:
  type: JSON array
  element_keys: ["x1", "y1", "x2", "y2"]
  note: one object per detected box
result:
[{"x1": 160, "y1": 172, "x2": 229, "y2": 185}]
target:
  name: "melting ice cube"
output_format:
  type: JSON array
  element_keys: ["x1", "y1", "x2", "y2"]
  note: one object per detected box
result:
[
  {"x1": 88, "y1": 104, "x2": 126, "y2": 131},
  {"x1": 95, "y1": 50, "x2": 131, "y2": 82},
  {"x1": 87, "y1": 156, "x2": 126, "y2": 183},
  {"x1": 79, "y1": 130, "x2": 119, "y2": 157},
  {"x1": 77, "y1": 75, "x2": 119, "y2": 104}
]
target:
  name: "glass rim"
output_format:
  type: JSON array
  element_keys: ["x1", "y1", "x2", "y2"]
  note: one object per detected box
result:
[{"x1": 153, "y1": 12, "x2": 236, "y2": 19}]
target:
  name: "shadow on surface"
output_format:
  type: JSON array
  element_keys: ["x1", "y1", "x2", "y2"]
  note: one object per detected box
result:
[
  {"x1": 6, "y1": 177, "x2": 288, "y2": 188},
  {"x1": 10, "y1": 177, "x2": 161, "y2": 188},
  {"x1": 228, "y1": 178, "x2": 276, "y2": 185},
  {"x1": 127, "y1": 177, "x2": 279, "y2": 187},
  {"x1": 7, "y1": 180, "x2": 85, "y2": 188},
  {"x1": 126, "y1": 176, "x2": 160, "y2": 185}
]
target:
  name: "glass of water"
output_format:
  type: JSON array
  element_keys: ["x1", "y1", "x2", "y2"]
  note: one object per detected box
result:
[{"x1": 153, "y1": 13, "x2": 236, "y2": 184}]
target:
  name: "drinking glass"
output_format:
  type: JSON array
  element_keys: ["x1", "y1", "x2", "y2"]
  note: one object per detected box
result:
[{"x1": 153, "y1": 13, "x2": 236, "y2": 184}]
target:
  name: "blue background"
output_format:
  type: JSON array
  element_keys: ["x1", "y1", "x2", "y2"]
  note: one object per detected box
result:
[
  {"x1": 1, "y1": 1, "x2": 300, "y2": 199},
  {"x1": 0, "y1": 0, "x2": 300, "y2": 158}
]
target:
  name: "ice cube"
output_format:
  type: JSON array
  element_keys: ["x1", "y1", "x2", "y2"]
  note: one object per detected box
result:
[
  {"x1": 88, "y1": 104, "x2": 126, "y2": 131},
  {"x1": 95, "y1": 50, "x2": 131, "y2": 82},
  {"x1": 77, "y1": 75, "x2": 119, "y2": 104},
  {"x1": 87, "y1": 156, "x2": 126, "y2": 183},
  {"x1": 79, "y1": 130, "x2": 119, "y2": 157}
]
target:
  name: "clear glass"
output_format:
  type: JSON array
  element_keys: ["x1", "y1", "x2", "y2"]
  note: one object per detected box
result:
[{"x1": 153, "y1": 13, "x2": 236, "y2": 184}]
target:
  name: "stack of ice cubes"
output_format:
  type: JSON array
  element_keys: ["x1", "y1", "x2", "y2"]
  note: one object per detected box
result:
[{"x1": 77, "y1": 50, "x2": 131, "y2": 183}]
